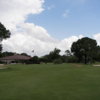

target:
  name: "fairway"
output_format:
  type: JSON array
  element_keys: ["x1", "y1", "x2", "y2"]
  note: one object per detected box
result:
[{"x1": 0, "y1": 64, "x2": 100, "y2": 100}]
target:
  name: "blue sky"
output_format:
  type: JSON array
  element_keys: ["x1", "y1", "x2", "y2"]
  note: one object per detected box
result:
[
  {"x1": 1, "y1": 0, "x2": 100, "y2": 56},
  {"x1": 27, "y1": 0, "x2": 100, "y2": 39}
]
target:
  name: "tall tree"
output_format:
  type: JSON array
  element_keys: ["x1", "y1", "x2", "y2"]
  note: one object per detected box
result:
[
  {"x1": 41, "y1": 48, "x2": 61, "y2": 63},
  {"x1": 48, "y1": 48, "x2": 61, "y2": 62},
  {"x1": 71, "y1": 37, "x2": 98, "y2": 64},
  {"x1": 0, "y1": 22, "x2": 11, "y2": 52},
  {"x1": 65, "y1": 50, "x2": 72, "y2": 56},
  {"x1": 94, "y1": 46, "x2": 100, "y2": 62}
]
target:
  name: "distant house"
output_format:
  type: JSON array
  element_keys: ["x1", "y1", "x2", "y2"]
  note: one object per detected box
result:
[{"x1": 0, "y1": 54, "x2": 31, "y2": 64}]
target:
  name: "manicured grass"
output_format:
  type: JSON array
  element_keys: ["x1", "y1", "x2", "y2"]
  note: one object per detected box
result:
[{"x1": 0, "y1": 63, "x2": 100, "y2": 100}]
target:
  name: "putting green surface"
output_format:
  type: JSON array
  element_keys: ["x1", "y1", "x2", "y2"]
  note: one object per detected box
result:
[{"x1": 0, "y1": 64, "x2": 100, "y2": 100}]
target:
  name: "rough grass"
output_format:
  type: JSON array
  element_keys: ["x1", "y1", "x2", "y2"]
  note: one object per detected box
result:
[{"x1": 0, "y1": 63, "x2": 100, "y2": 100}]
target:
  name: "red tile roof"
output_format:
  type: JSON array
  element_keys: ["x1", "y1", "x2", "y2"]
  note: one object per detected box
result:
[{"x1": 0, "y1": 54, "x2": 31, "y2": 60}]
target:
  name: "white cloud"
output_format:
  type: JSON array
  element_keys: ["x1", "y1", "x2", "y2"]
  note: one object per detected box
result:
[
  {"x1": 2, "y1": 23, "x2": 59, "y2": 56},
  {"x1": 68, "y1": 0, "x2": 86, "y2": 3},
  {"x1": 66, "y1": 0, "x2": 87, "y2": 5},
  {"x1": 3, "y1": 23, "x2": 83, "y2": 56},
  {"x1": 57, "y1": 35, "x2": 84, "y2": 54},
  {"x1": 62, "y1": 10, "x2": 70, "y2": 18},
  {"x1": 47, "y1": 5, "x2": 55, "y2": 10},
  {"x1": 0, "y1": 0, "x2": 44, "y2": 30},
  {"x1": 0, "y1": 0, "x2": 87, "y2": 56},
  {"x1": 93, "y1": 33, "x2": 100, "y2": 45}
]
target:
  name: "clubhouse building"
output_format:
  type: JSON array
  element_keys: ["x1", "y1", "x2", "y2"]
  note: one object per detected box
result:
[{"x1": 0, "y1": 54, "x2": 31, "y2": 64}]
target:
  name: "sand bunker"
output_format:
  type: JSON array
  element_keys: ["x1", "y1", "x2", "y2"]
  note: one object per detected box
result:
[
  {"x1": 93, "y1": 65, "x2": 100, "y2": 67},
  {"x1": 0, "y1": 64, "x2": 8, "y2": 69}
]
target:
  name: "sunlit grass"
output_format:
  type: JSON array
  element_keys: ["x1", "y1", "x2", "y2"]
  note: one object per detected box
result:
[{"x1": 0, "y1": 63, "x2": 100, "y2": 100}]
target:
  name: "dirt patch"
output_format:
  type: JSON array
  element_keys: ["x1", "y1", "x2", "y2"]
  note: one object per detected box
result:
[
  {"x1": 71, "y1": 64, "x2": 83, "y2": 67},
  {"x1": 93, "y1": 65, "x2": 100, "y2": 67},
  {"x1": 0, "y1": 64, "x2": 4, "y2": 66},
  {"x1": 0, "y1": 64, "x2": 8, "y2": 69}
]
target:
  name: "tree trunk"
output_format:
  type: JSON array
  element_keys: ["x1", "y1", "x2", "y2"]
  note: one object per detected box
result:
[{"x1": 84, "y1": 54, "x2": 87, "y2": 64}]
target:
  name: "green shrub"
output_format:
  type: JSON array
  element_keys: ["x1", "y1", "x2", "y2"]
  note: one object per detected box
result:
[
  {"x1": 67, "y1": 56, "x2": 78, "y2": 63},
  {"x1": 53, "y1": 58, "x2": 63, "y2": 64}
]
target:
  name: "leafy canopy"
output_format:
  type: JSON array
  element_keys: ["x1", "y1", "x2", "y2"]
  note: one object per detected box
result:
[
  {"x1": 0, "y1": 22, "x2": 11, "y2": 52},
  {"x1": 71, "y1": 37, "x2": 98, "y2": 64},
  {"x1": 0, "y1": 22, "x2": 11, "y2": 41}
]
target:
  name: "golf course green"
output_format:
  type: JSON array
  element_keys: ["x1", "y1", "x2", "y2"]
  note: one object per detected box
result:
[{"x1": 0, "y1": 63, "x2": 100, "y2": 100}]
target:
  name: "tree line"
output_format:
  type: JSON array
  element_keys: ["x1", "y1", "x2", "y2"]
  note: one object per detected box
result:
[{"x1": 0, "y1": 22, "x2": 100, "y2": 64}]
